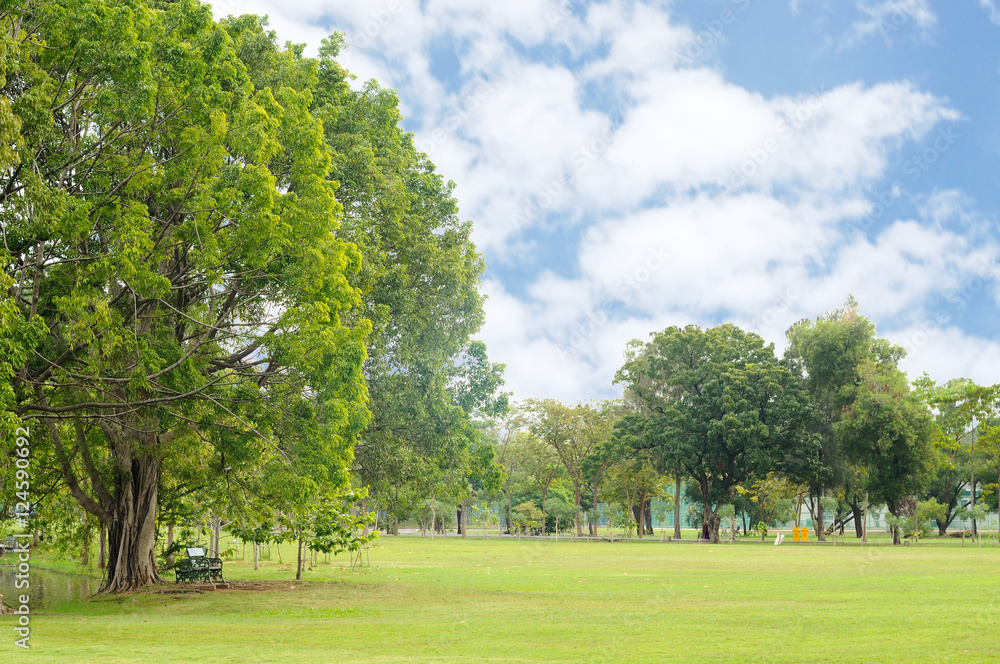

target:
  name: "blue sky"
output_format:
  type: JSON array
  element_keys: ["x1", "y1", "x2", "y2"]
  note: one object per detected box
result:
[{"x1": 215, "y1": 0, "x2": 1000, "y2": 401}]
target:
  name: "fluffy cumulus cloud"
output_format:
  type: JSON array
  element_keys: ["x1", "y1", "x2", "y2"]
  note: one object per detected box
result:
[{"x1": 212, "y1": 0, "x2": 1000, "y2": 401}]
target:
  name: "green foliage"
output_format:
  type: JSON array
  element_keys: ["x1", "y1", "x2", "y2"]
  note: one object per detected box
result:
[
  {"x1": 542, "y1": 496, "x2": 575, "y2": 532},
  {"x1": 469, "y1": 502, "x2": 499, "y2": 533},
  {"x1": 0, "y1": 0, "x2": 395, "y2": 589},
  {"x1": 615, "y1": 323, "x2": 821, "y2": 540},
  {"x1": 282, "y1": 24, "x2": 508, "y2": 522},
  {"x1": 735, "y1": 473, "x2": 800, "y2": 528},
  {"x1": 512, "y1": 500, "x2": 542, "y2": 535},
  {"x1": 916, "y1": 497, "x2": 947, "y2": 529},
  {"x1": 522, "y1": 398, "x2": 620, "y2": 534},
  {"x1": 785, "y1": 297, "x2": 906, "y2": 517},
  {"x1": 915, "y1": 376, "x2": 997, "y2": 532},
  {"x1": 836, "y1": 361, "x2": 935, "y2": 519}
]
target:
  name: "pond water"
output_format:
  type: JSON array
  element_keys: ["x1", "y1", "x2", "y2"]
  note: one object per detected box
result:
[{"x1": 0, "y1": 562, "x2": 98, "y2": 610}]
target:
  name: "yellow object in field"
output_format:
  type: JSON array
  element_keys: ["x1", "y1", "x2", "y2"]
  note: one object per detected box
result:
[
  {"x1": 801, "y1": 528, "x2": 809, "y2": 542},
  {"x1": 792, "y1": 527, "x2": 800, "y2": 541}
]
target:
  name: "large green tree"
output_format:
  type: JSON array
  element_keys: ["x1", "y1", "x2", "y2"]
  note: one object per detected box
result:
[
  {"x1": 1, "y1": 0, "x2": 369, "y2": 592},
  {"x1": 835, "y1": 361, "x2": 935, "y2": 544},
  {"x1": 614, "y1": 324, "x2": 820, "y2": 543},
  {"x1": 785, "y1": 297, "x2": 905, "y2": 539},
  {"x1": 297, "y1": 32, "x2": 504, "y2": 521}
]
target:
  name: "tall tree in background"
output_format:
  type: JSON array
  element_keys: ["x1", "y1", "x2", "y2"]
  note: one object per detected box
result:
[
  {"x1": 517, "y1": 430, "x2": 563, "y2": 536},
  {"x1": 215, "y1": 18, "x2": 507, "y2": 527},
  {"x1": 615, "y1": 324, "x2": 820, "y2": 543},
  {"x1": 523, "y1": 399, "x2": 619, "y2": 537},
  {"x1": 308, "y1": 33, "x2": 504, "y2": 520},
  {"x1": 835, "y1": 361, "x2": 935, "y2": 544},
  {"x1": 1, "y1": 1, "x2": 369, "y2": 591},
  {"x1": 785, "y1": 297, "x2": 905, "y2": 540},
  {"x1": 914, "y1": 376, "x2": 979, "y2": 535}
]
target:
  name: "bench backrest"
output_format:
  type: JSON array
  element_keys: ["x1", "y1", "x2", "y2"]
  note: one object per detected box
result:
[{"x1": 187, "y1": 547, "x2": 206, "y2": 558}]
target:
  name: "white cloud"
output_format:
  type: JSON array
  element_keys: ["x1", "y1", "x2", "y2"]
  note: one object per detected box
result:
[
  {"x1": 981, "y1": 0, "x2": 1000, "y2": 25},
  {"x1": 896, "y1": 326, "x2": 1000, "y2": 386},
  {"x1": 843, "y1": 0, "x2": 937, "y2": 48},
  {"x1": 209, "y1": 0, "x2": 998, "y2": 402}
]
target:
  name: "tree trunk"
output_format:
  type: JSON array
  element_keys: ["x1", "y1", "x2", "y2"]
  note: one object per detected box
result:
[
  {"x1": 100, "y1": 454, "x2": 164, "y2": 594},
  {"x1": 590, "y1": 485, "x2": 599, "y2": 537},
  {"x1": 644, "y1": 500, "x2": 653, "y2": 535},
  {"x1": 574, "y1": 483, "x2": 583, "y2": 538},
  {"x1": 541, "y1": 496, "x2": 547, "y2": 537},
  {"x1": 80, "y1": 528, "x2": 90, "y2": 567},
  {"x1": 862, "y1": 492, "x2": 869, "y2": 543},
  {"x1": 673, "y1": 473, "x2": 682, "y2": 540},
  {"x1": 850, "y1": 503, "x2": 864, "y2": 538},
  {"x1": 506, "y1": 486, "x2": 514, "y2": 535},
  {"x1": 632, "y1": 504, "x2": 643, "y2": 539},
  {"x1": 296, "y1": 530, "x2": 304, "y2": 580},
  {"x1": 253, "y1": 542, "x2": 259, "y2": 570},
  {"x1": 704, "y1": 502, "x2": 720, "y2": 543},
  {"x1": 165, "y1": 522, "x2": 174, "y2": 568},
  {"x1": 815, "y1": 492, "x2": 826, "y2": 541},
  {"x1": 99, "y1": 524, "x2": 107, "y2": 570},
  {"x1": 888, "y1": 501, "x2": 902, "y2": 545},
  {"x1": 361, "y1": 498, "x2": 370, "y2": 538},
  {"x1": 211, "y1": 515, "x2": 221, "y2": 557},
  {"x1": 970, "y1": 430, "x2": 977, "y2": 540}
]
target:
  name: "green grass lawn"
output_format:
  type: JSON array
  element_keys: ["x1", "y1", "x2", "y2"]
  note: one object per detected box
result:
[{"x1": 3, "y1": 535, "x2": 1000, "y2": 663}]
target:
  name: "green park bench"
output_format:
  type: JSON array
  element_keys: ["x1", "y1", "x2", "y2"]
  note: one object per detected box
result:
[{"x1": 174, "y1": 547, "x2": 225, "y2": 584}]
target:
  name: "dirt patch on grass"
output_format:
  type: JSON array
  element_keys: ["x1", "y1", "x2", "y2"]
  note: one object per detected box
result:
[{"x1": 223, "y1": 581, "x2": 310, "y2": 592}]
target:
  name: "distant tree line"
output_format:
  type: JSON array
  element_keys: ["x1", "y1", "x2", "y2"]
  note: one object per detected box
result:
[{"x1": 473, "y1": 298, "x2": 998, "y2": 546}]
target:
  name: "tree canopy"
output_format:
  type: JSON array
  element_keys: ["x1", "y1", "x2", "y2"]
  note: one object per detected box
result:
[
  {"x1": 614, "y1": 324, "x2": 821, "y2": 543},
  {"x1": 0, "y1": 0, "x2": 503, "y2": 590}
]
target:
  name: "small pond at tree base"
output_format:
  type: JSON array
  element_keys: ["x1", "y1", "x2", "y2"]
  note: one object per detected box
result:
[{"x1": 0, "y1": 562, "x2": 98, "y2": 610}]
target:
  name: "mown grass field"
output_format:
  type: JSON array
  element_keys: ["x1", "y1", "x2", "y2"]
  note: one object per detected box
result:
[{"x1": 3, "y1": 535, "x2": 999, "y2": 663}]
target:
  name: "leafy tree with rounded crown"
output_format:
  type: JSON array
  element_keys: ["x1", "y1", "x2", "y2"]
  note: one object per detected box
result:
[
  {"x1": 785, "y1": 296, "x2": 906, "y2": 540},
  {"x1": 615, "y1": 323, "x2": 821, "y2": 543},
  {"x1": 1, "y1": 0, "x2": 369, "y2": 592}
]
